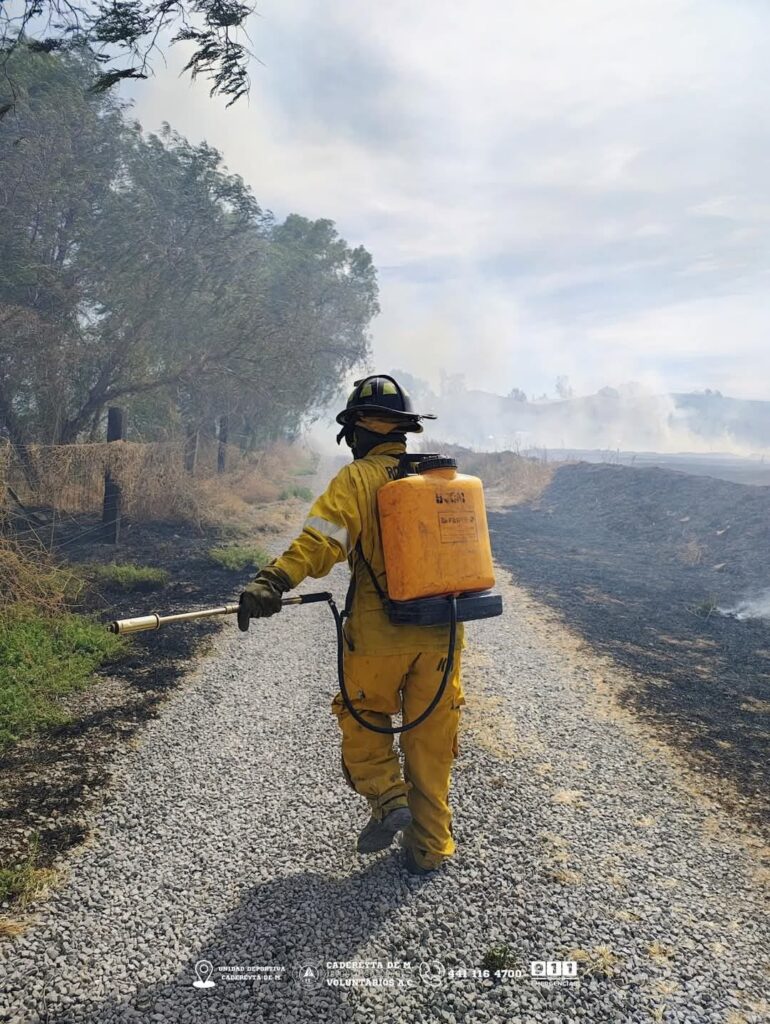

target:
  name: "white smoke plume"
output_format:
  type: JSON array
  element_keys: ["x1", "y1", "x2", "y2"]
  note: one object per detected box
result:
[{"x1": 719, "y1": 591, "x2": 770, "y2": 622}]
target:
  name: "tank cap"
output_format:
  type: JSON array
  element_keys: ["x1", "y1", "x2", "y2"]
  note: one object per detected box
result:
[{"x1": 416, "y1": 456, "x2": 457, "y2": 473}]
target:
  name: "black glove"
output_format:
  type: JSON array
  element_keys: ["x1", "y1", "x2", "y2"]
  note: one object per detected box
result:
[{"x1": 237, "y1": 566, "x2": 292, "y2": 632}]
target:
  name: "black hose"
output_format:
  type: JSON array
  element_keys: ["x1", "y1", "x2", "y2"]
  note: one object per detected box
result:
[{"x1": 329, "y1": 594, "x2": 457, "y2": 735}]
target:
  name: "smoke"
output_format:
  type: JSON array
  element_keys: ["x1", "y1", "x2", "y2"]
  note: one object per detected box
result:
[
  {"x1": 302, "y1": 371, "x2": 770, "y2": 464},
  {"x1": 398, "y1": 379, "x2": 770, "y2": 456},
  {"x1": 718, "y1": 591, "x2": 770, "y2": 622}
]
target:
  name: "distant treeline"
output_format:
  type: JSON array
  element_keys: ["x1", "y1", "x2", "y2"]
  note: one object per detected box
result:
[{"x1": 0, "y1": 47, "x2": 379, "y2": 447}]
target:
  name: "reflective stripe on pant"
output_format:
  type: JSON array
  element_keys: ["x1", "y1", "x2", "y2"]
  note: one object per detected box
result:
[{"x1": 331, "y1": 651, "x2": 464, "y2": 869}]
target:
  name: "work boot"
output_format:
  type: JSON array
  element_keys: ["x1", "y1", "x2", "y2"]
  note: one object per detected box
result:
[
  {"x1": 357, "y1": 806, "x2": 412, "y2": 854},
  {"x1": 402, "y1": 845, "x2": 441, "y2": 876}
]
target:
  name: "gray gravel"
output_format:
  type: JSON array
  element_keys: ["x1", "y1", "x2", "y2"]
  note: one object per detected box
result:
[{"x1": 1, "y1": 556, "x2": 768, "y2": 1024}]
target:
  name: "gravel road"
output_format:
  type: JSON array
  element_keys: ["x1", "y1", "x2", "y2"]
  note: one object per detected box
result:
[{"x1": 1, "y1": 553, "x2": 768, "y2": 1023}]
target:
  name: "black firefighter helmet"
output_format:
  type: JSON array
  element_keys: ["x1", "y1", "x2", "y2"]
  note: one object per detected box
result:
[{"x1": 335, "y1": 374, "x2": 436, "y2": 445}]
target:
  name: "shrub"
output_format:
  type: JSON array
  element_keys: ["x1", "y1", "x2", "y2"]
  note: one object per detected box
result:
[
  {"x1": 694, "y1": 596, "x2": 718, "y2": 619},
  {"x1": 207, "y1": 543, "x2": 270, "y2": 572},
  {"x1": 0, "y1": 535, "x2": 82, "y2": 612},
  {"x1": 279, "y1": 485, "x2": 313, "y2": 502},
  {"x1": 84, "y1": 562, "x2": 170, "y2": 591}
]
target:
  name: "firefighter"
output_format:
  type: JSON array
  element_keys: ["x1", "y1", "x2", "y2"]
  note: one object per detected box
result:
[{"x1": 238, "y1": 375, "x2": 465, "y2": 874}]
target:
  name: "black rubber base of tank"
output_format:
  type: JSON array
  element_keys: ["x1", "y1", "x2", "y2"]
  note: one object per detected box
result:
[{"x1": 387, "y1": 590, "x2": 503, "y2": 626}]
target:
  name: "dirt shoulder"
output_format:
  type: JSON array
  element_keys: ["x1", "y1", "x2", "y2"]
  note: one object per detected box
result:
[
  {"x1": 488, "y1": 461, "x2": 770, "y2": 836},
  {"x1": 0, "y1": 505, "x2": 304, "y2": 890}
]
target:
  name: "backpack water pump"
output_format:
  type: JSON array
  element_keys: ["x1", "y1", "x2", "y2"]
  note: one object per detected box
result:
[{"x1": 109, "y1": 454, "x2": 502, "y2": 735}]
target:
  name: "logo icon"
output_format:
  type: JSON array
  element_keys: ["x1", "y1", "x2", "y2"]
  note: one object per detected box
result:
[
  {"x1": 417, "y1": 960, "x2": 445, "y2": 987},
  {"x1": 296, "y1": 963, "x2": 325, "y2": 988},
  {"x1": 193, "y1": 960, "x2": 216, "y2": 988},
  {"x1": 530, "y1": 960, "x2": 578, "y2": 979}
]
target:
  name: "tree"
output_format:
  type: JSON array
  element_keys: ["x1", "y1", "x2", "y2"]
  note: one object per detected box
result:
[
  {"x1": 0, "y1": 47, "x2": 127, "y2": 445},
  {"x1": 388, "y1": 370, "x2": 436, "y2": 408},
  {"x1": 0, "y1": 47, "x2": 379, "y2": 446},
  {"x1": 507, "y1": 387, "x2": 527, "y2": 403},
  {"x1": 555, "y1": 375, "x2": 574, "y2": 400},
  {"x1": 1, "y1": 0, "x2": 254, "y2": 103}
]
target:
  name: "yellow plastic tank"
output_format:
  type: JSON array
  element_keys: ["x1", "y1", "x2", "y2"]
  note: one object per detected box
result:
[{"x1": 377, "y1": 457, "x2": 495, "y2": 602}]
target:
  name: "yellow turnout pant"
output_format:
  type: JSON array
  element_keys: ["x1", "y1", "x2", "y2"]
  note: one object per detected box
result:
[{"x1": 332, "y1": 651, "x2": 464, "y2": 870}]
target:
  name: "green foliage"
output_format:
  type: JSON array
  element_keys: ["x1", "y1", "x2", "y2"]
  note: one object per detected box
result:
[
  {"x1": 0, "y1": 836, "x2": 58, "y2": 908},
  {"x1": 207, "y1": 543, "x2": 269, "y2": 571},
  {"x1": 84, "y1": 563, "x2": 170, "y2": 591},
  {"x1": 481, "y1": 945, "x2": 517, "y2": 976},
  {"x1": 0, "y1": 47, "x2": 377, "y2": 449},
  {"x1": 2, "y1": 1, "x2": 254, "y2": 103},
  {"x1": 0, "y1": 606, "x2": 126, "y2": 749},
  {"x1": 279, "y1": 485, "x2": 313, "y2": 501}
]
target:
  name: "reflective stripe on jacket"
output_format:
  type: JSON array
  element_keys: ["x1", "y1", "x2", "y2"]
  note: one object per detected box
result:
[{"x1": 271, "y1": 441, "x2": 465, "y2": 655}]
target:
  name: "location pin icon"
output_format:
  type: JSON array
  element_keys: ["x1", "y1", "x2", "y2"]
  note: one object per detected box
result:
[{"x1": 195, "y1": 960, "x2": 214, "y2": 986}]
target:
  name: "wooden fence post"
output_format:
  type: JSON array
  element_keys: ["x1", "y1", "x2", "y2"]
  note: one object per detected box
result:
[
  {"x1": 102, "y1": 407, "x2": 125, "y2": 543},
  {"x1": 185, "y1": 428, "x2": 199, "y2": 475},
  {"x1": 217, "y1": 415, "x2": 229, "y2": 474}
]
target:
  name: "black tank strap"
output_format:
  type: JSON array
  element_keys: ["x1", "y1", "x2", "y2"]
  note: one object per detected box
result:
[
  {"x1": 341, "y1": 562, "x2": 357, "y2": 651},
  {"x1": 354, "y1": 539, "x2": 390, "y2": 607},
  {"x1": 342, "y1": 454, "x2": 401, "y2": 648}
]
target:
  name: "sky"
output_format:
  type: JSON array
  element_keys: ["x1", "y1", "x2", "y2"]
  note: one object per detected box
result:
[{"x1": 129, "y1": 0, "x2": 769, "y2": 401}]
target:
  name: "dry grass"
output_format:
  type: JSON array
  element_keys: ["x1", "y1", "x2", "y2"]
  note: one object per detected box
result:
[
  {"x1": 0, "y1": 836, "x2": 60, "y2": 908},
  {"x1": 647, "y1": 940, "x2": 676, "y2": 963},
  {"x1": 541, "y1": 832, "x2": 583, "y2": 884},
  {"x1": 549, "y1": 867, "x2": 583, "y2": 885},
  {"x1": 740, "y1": 696, "x2": 770, "y2": 714},
  {"x1": 567, "y1": 945, "x2": 620, "y2": 977},
  {"x1": 195, "y1": 441, "x2": 317, "y2": 530},
  {"x1": 678, "y1": 537, "x2": 704, "y2": 566},
  {"x1": 421, "y1": 440, "x2": 555, "y2": 505},
  {"x1": 0, "y1": 918, "x2": 26, "y2": 938},
  {"x1": 2, "y1": 438, "x2": 318, "y2": 529},
  {"x1": 0, "y1": 533, "x2": 81, "y2": 612},
  {"x1": 613, "y1": 909, "x2": 642, "y2": 923},
  {"x1": 3, "y1": 441, "x2": 198, "y2": 521},
  {"x1": 650, "y1": 979, "x2": 679, "y2": 998},
  {"x1": 551, "y1": 788, "x2": 585, "y2": 807}
]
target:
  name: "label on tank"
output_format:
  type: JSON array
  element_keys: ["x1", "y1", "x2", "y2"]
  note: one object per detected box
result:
[{"x1": 438, "y1": 511, "x2": 479, "y2": 543}]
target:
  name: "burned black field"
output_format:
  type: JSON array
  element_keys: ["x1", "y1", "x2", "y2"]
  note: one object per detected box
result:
[{"x1": 489, "y1": 462, "x2": 770, "y2": 832}]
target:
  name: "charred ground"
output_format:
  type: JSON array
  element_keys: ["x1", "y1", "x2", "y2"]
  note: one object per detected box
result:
[{"x1": 489, "y1": 462, "x2": 770, "y2": 833}]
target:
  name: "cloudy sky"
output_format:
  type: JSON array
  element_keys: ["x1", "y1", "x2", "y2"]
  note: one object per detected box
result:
[{"x1": 130, "y1": 0, "x2": 769, "y2": 399}]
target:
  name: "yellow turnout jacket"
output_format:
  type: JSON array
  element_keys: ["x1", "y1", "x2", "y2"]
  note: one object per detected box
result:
[{"x1": 271, "y1": 441, "x2": 464, "y2": 656}]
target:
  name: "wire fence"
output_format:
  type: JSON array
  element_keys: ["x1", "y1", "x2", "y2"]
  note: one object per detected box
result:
[{"x1": 0, "y1": 438, "x2": 252, "y2": 522}]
